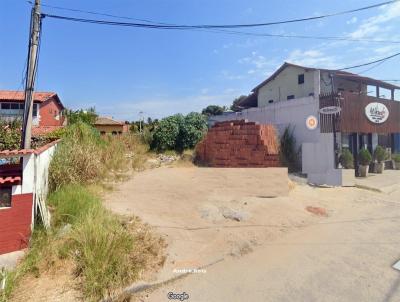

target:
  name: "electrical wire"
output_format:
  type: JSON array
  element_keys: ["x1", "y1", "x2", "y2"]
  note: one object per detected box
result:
[
  {"x1": 40, "y1": 0, "x2": 400, "y2": 30},
  {"x1": 339, "y1": 52, "x2": 400, "y2": 70}
]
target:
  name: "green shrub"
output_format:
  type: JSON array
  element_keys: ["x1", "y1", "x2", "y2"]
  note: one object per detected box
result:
[
  {"x1": 177, "y1": 112, "x2": 208, "y2": 151},
  {"x1": 279, "y1": 126, "x2": 300, "y2": 172},
  {"x1": 151, "y1": 112, "x2": 207, "y2": 152},
  {"x1": 65, "y1": 107, "x2": 97, "y2": 125},
  {"x1": 358, "y1": 148, "x2": 372, "y2": 166},
  {"x1": 0, "y1": 119, "x2": 21, "y2": 150},
  {"x1": 339, "y1": 148, "x2": 354, "y2": 169},
  {"x1": 393, "y1": 153, "x2": 400, "y2": 163},
  {"x1": 151, "y1": 114, "x2": 182, "y2": 151},
  {"x1": 374, "y1": 145, "x2": 386, "y2": 163}
]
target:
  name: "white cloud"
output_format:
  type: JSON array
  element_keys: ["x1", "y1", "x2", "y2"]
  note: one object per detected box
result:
[
  {"x1": 349, "y1": 2, "x2": 400, "y2": 39},
  {"x1": 346, "y1": 16, "x2": 358, "y2": 25},
  {"x1": 286, "y1": 49, "x2": 338, "y2": 68},
  {"x1": 220, "y1": 70, "x2": 244, "y2": 80},
  {"x1": 238, "y1": 51, "x2": 277, "y2": 77},
  {"x1": 96, "y1": 90, "x2": 241, "y2": 120}
]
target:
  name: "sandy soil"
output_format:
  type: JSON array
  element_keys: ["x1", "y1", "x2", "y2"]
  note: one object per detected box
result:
[
  {"x1": 139, "y1": 185, "x2": 400, "y2": 301},
  {"x1": 103, "y1": 166, "x2": 385, "y2": 286}
]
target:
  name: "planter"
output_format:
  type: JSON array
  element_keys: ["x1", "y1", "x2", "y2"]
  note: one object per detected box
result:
[
  {"x1": 376, "y1": 162, "x2": 384, "y2": 174},
  {"x1": 358, "y1": 165, "x2": 369, "y2": 177},
  {"x1": 340, "y1": 169, "x2": 356, "y2": 186}
]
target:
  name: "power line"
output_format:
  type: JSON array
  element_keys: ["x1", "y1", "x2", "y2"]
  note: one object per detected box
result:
[
  {"x1": 41, "y1": 0, "x2": 399, "y2": 30},
  {"x1": 339, "y1": 52, "x2": 400, "y2": 70}
]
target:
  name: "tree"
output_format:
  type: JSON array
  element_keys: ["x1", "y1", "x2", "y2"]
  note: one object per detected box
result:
[
  {"x1": 65, "y1": 107, "x2": 97, "y2": 125},
  {"x1": 230, "y1": 95, "x2": 247, "y2": 112},
  {"x1": 201, "y1": 105, "x2": 225, "y2": 116},
  {"x1": 151, "y1": 112, "x2": 207, "y2": 152}
]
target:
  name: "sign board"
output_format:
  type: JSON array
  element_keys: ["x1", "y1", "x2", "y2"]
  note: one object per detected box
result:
[
  {"x1": 365, "y1": 102, "x2": 389, "y2": 124},
  {"x1": 306, "y1": 115, "x2": 318, "y2": 130},
  {"x1": 319, "y1": 106, "x2": 341, "y2": 115}
]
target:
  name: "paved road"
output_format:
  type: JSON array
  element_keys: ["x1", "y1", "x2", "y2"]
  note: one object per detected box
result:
[{"x1": 137, "y1": 194, "x2": 400, "y2": 302}]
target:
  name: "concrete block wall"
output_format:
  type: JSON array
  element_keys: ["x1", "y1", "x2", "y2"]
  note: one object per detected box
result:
[{"x1": 196, "y1": 120, "x2": 280, "y2": 167}]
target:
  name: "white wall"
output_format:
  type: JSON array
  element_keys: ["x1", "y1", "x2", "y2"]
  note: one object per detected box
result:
[
  {"x1": 258, "y1": 65, "x2": 317, "y2": 107},
  {"x1": 212, "y1": 96, "x2": 321, "y2": 149}
]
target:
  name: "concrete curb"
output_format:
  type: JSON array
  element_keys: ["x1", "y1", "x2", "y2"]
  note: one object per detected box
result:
[{"x1": 101, "y1": 257, "x2": 225, "y2": 302}]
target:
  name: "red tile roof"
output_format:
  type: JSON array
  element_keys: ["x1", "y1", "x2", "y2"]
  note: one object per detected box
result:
[
  {"x1": 0, "y1": 149, "x2": 35, "y2": 157},
  {"x1": 95, "y1": 116, "x2": 124, "y2": 125},
  {"x1": 0, "y1": 90, "x2": 56, "y2": 103},
  {"x1": 0, "y1": 176, "x2": 21, "y2": 185},
  {"x1": 32, "y1": 126, "x2": 63, "y2": 136}
]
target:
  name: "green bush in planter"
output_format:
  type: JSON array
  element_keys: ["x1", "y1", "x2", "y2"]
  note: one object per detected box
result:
[
  {"x1": 339, "y1": 148, "x2": 354, "y2": 169},
  {"x1": 358, "y1": 148, "x2": 372, "y2": 166},
  {"x1": 374, "y1": 145, "x2": 386, "y2": 163},
  {"x1": 393, "y1": 153, "x2": 400, "y2": 163}
]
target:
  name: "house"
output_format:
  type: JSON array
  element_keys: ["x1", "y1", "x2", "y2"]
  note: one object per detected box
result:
[
  {"x1": 0, "y1": 90, "x2": 66, "y2": 129},
  {"x1": 94, "y1": 116, "x2": 129, "y2": 135},
  {"x1": 0, "y1": 140, "x2": 58, "y2": 255},
  {"x1": 212, "y1": 62, "x2": 400, "y2": 186}
]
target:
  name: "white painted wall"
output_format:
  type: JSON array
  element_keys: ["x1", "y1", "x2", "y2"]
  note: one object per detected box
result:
[
  {"x1": 211, "y1": 97, "x2": 343, "y2": 186},
  {"x1": 258, "y1": 65, "x2": 317, "y2": 107}
]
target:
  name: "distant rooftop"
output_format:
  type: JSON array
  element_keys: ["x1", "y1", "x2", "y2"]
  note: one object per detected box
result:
[{"x1": 94, "y1": 116, "x2": 124, "y2": 126}]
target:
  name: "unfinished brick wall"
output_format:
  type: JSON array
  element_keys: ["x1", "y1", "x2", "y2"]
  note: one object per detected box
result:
[{"x1": 196, "y1": 120, "x2": 280, "y2": 167}]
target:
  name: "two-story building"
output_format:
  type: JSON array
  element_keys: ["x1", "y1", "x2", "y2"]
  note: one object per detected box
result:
[
  {"x1": 0, "y1": 90, "x2": 65, "y2": 132},
  {"x1": 212, "y1": 62, "x2": 400, "y2": 186}
]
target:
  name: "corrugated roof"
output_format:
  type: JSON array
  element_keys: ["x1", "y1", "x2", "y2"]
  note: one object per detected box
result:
[
  {"x1": 252, "y1": 62, "x2": 400, "y2": 92},
  {"x1": 94, "y1": 117, "x2": 124, "y2": 126}
]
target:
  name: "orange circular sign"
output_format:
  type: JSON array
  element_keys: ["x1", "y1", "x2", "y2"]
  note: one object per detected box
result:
[{"x1": 306, "y1": 115, "x2": 318, "y2": 130}]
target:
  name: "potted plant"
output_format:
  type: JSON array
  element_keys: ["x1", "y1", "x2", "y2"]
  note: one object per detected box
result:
[
  {"x1": 339, "y1": 148, "x2": 354, "y2": 169},
  {"x1": 373, "y1": 145, "x2": 386, "y2": 174},
  {"x1": 339, "y1": 148, "x2": 355, "y2": 186},
  {"x1": 358, "y1": 148, "x2": 372, "y2": 177},
  {"x1": 393, "y1": 154, "x2": 400, "y2": 170}
]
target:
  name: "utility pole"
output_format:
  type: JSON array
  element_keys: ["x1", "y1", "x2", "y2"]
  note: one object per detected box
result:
[
  {"x1": 330, "y1": 73, "x2": 339, "y2": 168},
  {"x1": 139, "y1": 111, "x2": 143, "y2": 133},
  {"x1": 21, "y1": 0, "x2": 41, "y2": 149}
]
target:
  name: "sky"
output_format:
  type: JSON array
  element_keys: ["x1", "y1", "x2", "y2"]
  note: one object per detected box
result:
[{"x1": 1, "y1": 0, "x2": 400, "y2": 121}]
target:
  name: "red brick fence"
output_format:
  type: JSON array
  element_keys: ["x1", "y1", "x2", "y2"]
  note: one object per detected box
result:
[{"x1": 196, "y1": 120, "x2": 280, "y2": 167}]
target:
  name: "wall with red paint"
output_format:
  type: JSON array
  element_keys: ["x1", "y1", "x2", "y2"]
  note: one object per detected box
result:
[
  {"x1": 39, "y1": 98, "x2": 65, "y2": 126},
  {"x1": 0, "y1": 193, "x2": 33, "y2": 254}
]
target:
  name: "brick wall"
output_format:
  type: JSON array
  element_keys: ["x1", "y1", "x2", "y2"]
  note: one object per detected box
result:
[
  {"x1": 196, "y1": 120, "x2": 280, "y2": 167},
  {"x1": 0, "y1": 193, "x2": 33, "y2": 254}
]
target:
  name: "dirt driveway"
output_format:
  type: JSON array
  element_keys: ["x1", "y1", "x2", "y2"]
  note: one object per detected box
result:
[{"x1": 104, "y1": 166, "x2": 393, "y2": 285}]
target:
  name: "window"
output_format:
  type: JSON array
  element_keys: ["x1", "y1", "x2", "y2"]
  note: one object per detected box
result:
[
  {"x1": 287, "y1": 95, "x2": 295, "y2": 100},
  {"x1": 298, "y1": 74, "x2": 305, "y2": 84},
  {"x1": 0, "y1": 187, "x2": 12, "y2": 208},
  {"x1": 268, "y1": 100, "x2": 274, "y2": 104},
  {"x1": 19, "y1": 103, "x2": 25, "y2": 110},
  {"x1": 309, "y1": 92, "x2": 315, "y2": 97},
  {"x1": 10, "y1": 103, "x2": 19, "y2": 110},
  {"x1": 1, "y1": 103, "x2": 10, "y2": 110},
  {"x1": 33, "y1": 104, "x2": 38, "y2": 117}
]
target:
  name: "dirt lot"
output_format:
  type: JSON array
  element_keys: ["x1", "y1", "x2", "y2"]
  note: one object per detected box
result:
[{"x1": 104, "y1": 166, "x2": 383, "y2": 285}]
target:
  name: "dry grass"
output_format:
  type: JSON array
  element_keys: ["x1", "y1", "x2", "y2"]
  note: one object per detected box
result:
[{"x1": 2, "y1": 185, "x2": 165, "y2": 302}]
